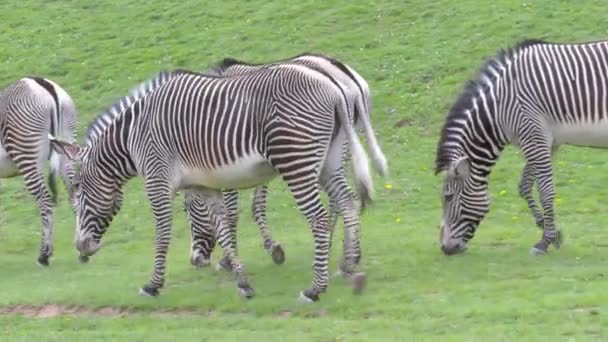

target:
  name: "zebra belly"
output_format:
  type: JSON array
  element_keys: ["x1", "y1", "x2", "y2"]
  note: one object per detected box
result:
[
  {"x1": 552, "y1": 121, "x2": 608, "y2": 148},
  {"x1": 0, "y1": 140, "x2": 18, "y2": 178},
  {"x1": 176, "y1": 154, "x2": 277, "y2": 190}
]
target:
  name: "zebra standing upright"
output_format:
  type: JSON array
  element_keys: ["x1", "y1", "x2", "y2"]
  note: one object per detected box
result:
[
  {"x1": 187, "y1": 53, "x2": 387, "y2": 274},
  {"x1": 435, "y1": 38, "x2": 608, "y2": 256},
  {"x1": 0, "y1": 77, "x2": 77, "y2": 265},
  {"x1": 50, "y1": 64, "x2": 373, "y2": 302}
]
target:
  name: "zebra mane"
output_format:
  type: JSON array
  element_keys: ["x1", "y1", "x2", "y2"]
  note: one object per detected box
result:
[
  {"x1": 85, "y1": 70, "x2": 188, "y2": 145},
  {"x1": 434, "y1": 38, "x2": 547, "y2": 174},
  {"x1": 206, "y1": 52, "x2": 339, "y2": 75}
]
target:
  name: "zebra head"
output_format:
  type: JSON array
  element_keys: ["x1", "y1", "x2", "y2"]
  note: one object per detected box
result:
[
  {"x1": 439, "y1": 156, "x2": 490, "y2": 255},
  {"x1": 48, "y1": 135, "x2": 124, "y2": 259}
]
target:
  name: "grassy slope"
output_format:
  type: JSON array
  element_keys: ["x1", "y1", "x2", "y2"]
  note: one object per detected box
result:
[{"x1": 0, "y1": 0, "x2": 608, "y2": 340}]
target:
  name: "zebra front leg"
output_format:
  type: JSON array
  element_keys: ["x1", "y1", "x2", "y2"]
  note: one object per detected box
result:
[
  {"x1": 139, "y1": 179, "x2": 174, "y2": 297},
  {"x1": 251, "y1": 186, "x2": 285, "y2": 265},
  {"x1": 522, "y1": 142, "x2": 563, "y2": 255},
  {"x1": 519, "y1": 162, "x2": 543, "y2": 228}
]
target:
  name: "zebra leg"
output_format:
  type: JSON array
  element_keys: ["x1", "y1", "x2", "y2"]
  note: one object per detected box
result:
[
  {"x1": 251, "y1": 186, "x2": 285, "y2": 265},
  {"x1": 328, "y1": 195, "x2": 340, "y2": 232},
  {"x1": 184, "y1": 193, "x2": 214, "y2": 268},
  {"x1": 139, "y1": 177, "x2": 174, "y2": 297},
  {"x1": 216, "y1": 190, "x2": 239, "y2": 272},
  {"x1": 23, "y1": 169, "x2": 55, "y2": 267},
  {"x1": 214, "y1": 206, "x2": 255, "y2": 299},
  {"x1": 8, "y1": 143, "x2": 55, "y2": 266},
  {"x1": 322, "y1": 169, "x2": 365, "y2": 289},
  {"x1": 519, "y1": 162, "x2": 544, "y2": 228},
  {"x1": 521, "y1": 139, "x2": 562, "y2": 255},
  {"x1": 278, "y1": 171, "x2": 331, "y2": 302}
]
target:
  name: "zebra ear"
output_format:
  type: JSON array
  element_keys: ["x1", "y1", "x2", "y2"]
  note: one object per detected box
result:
[
  {"x1": 48, "y1": 134, "x2": 81, "y2": 161},
  {"x1": 449, "y1": 157, "x2": 470, "y2": 178}
]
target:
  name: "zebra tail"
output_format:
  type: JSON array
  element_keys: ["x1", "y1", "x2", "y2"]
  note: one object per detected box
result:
[
  {"x1": 48, "y1": 90, "x2": 62, "y2": 206},
  {"x1": 47, "y1": 163, "x2": 58, "y2": 205},
  {"x1": 355, "y1": 95, "x2": 388, "y2": 177},
  {"x1": 336, "y1": 101, "x2": 374, "y2": 209}
]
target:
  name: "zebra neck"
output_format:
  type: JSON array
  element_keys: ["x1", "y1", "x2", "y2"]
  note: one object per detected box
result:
[{"x1": 88, "y1": 111, "x2": 138, "y2": 182}]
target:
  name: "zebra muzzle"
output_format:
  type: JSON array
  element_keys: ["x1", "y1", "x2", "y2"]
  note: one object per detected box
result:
[{"x1": 76, "y1": 236, "x2": 102, "y2": 256}]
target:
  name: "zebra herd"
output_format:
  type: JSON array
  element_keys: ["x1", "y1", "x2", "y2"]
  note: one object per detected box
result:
[{"x1": 3, "y1": 38, "x2": 608, "y2": 302}]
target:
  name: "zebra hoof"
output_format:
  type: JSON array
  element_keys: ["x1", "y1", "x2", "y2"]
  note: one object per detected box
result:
[
  {"x1": 138, "y1": 284, "x2": 160, "y2": 297},
  {"x1": 298, "y1": 291, "x2": 319, "y2": 303},
  {"x1": 529, "y1": 247, "x2": 547, "y2": 256},
  {"x1": 215, "y1": 256, "x2": 233, "y2": 272},
  {"x1": 351, "y1": 272, "x2": 366, "y2": 295},
  {"x1": 238, "y1": 286, "x2": 255, "y2": 299},
  {"x1": 78, "y1": 255, "x2": 90, "y2": 264},
  {"x1": 36, "y1": 255, "x2": 50, "y2": 267},
  {"x1": 270, "y1": 243, "x2": 285, "y2": 265}
]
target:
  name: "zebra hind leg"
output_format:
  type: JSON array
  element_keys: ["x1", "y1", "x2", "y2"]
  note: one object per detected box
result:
[
  {"x1": 275, "y1": 169, "x2": 332, "y2": 303},
  {"x1": 519, "y1": 163, "x2": 543, "y2": 228},
  {"x1": 184, "y1": 193, "x2": 214, "y2": 268},
  {"x1": 19, "y1": 166, "x2": 55, "y2": 266},
  {"x1": 213, "y1": 202, "x2": 254, "y2": 298},
  {"x1": 216, "y1": 191, "x2": 239, "y2": 272},
  {"x1": 250, "y1": 186, "x2": 285, "y2": 265},
  {"x1": 322, "y1": 169, "x2": 366, "y2": 295}
]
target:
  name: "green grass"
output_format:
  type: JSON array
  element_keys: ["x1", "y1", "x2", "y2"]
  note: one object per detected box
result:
[{"x1": 1, "y1": 0, "x2": 608, "y2": 340}]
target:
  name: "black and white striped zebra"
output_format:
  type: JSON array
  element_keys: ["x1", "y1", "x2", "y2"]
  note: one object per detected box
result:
[
  {"x1": 435, "y1": 38, "x2": 608, "y2": 256},
  {"x1": 50, "y1": 64, "x2": 373, "y2": 302},
  {"x1": 188, "y1": 54, "x2": 387, "y2": 275},
  {"x1": 0, "y1": 77, "x2": 77, "y2": 266}
]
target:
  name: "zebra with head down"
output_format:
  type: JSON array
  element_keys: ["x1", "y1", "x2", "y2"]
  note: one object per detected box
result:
[
  {"x1": 435, "y1": 38, "x2": 608, "y2": 256},
  {"x1": 50, "y1": 64, "x2": 373, "y2": 302},
  {"x1": 0, "y1": 77, "x2": 77, "y2": 266},
  {"x1": 187, "y1": 53, "x2": 387, "y2": 276}
]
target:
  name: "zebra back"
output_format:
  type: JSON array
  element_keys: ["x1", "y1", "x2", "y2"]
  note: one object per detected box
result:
[{"x1": 85, "y1": 70, "x2": 186, "y2": 145}]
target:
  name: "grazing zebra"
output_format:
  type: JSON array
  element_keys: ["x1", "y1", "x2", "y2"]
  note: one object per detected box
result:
[
  {"x1": 188, "y1": 53, "x2": 387, "y2": 274},
  {"x1": 434, "y1": 38, "x2": 608, "y2": 256},
  {"x1": 0, "y1": 77, "x2": 77, "y2": 266},
  {"x1": 49, "y1": 64, "x2": 373, "y2": 302}
]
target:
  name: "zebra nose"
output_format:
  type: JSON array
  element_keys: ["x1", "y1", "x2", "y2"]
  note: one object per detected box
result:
[
  {"x1": 441, "y1": 244, "x2": 465, "y2": 256},
  {"x1": 75, "y1": 237, "x2": 88, "y2": 253},
  {"x1": 76, "y1": 236, "x2": 101, "y2": 256}
]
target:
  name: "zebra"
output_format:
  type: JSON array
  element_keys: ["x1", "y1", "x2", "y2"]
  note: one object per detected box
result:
[
  {"x1": 0, "y1": 77, "x2": 77, "y2": 266},
  {"x1": 433, "y1": 38, "x2": 608, "y2": 256},
  {"x1": 49, "y1": 64, "x2": 374, "y2": 302},
  {"x1": 188, "y1": 53, "x2": 387, "y2": 274}
]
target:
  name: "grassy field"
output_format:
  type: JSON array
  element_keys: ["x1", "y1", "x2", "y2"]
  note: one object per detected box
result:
[{"x1": 1, "y1": 0, "x2": 608, "y2": 340}]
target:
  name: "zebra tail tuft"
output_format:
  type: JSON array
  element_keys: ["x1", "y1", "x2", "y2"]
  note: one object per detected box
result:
[
  {"x1": 336, "y1": 102, "x2": 374, "y2": 209},
  {"x1": 355, "y1": 95, "x2": 388, "y2": 177},
  {"x1": 47, "y1": 151, "x2": 60, "y2": 205}
]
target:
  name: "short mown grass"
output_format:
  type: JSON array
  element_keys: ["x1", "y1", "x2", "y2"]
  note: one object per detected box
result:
[{"x1": 1, "y1": 0, "x2": 607, "y2": 340}]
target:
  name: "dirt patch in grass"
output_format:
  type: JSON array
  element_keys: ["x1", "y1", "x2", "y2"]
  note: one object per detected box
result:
[{"x1": 0, "y1": 304, "x2": 209, "y2": 318}]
